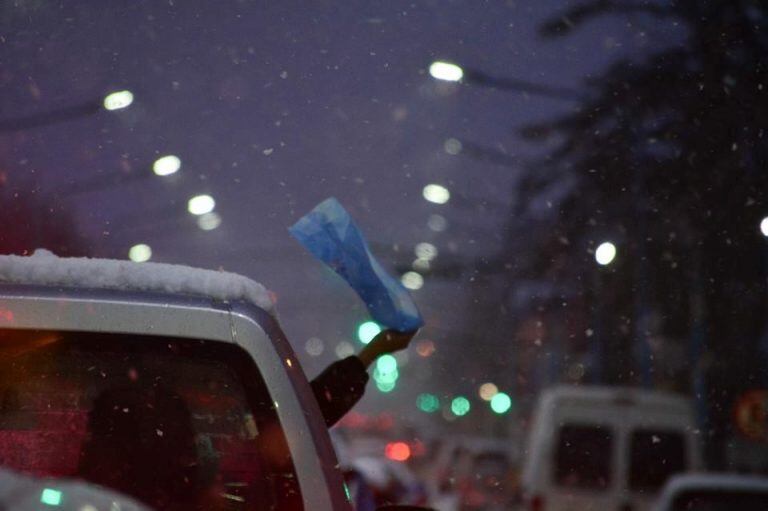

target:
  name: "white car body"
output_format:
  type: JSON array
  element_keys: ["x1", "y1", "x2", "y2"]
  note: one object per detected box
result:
[{"x1": 652, "y1": 473, "x2": 768, "y2": 511}]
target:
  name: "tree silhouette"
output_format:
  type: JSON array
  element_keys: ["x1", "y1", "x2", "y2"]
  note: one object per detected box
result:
[{"x1": 516, "y1": 1, "x2": 768, "y2": 468}]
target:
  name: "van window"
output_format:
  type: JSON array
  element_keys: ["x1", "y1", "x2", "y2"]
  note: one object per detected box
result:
[
  {"x1": 0, "y1": 329, "x2": 303, "y2": 511},
  {"x1": 554, "y1": 424, "x2": 612, "y2": 489},
  {"x1": 629, "y1": 430, "x2": 686, "y2": 491}
]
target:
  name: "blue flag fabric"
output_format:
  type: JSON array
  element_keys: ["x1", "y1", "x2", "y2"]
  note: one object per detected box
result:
[{"x1": 290, "y1": 198, "x2": 424, "y2": 332}]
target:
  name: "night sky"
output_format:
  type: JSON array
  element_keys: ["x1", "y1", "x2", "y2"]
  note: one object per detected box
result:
[{"x1": 1, "y1": 0, "x2": 663, "y2": 426}]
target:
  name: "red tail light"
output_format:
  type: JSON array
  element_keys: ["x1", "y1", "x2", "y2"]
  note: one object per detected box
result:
[{"x1": 531, "y1": 494, "x2": 545, "y2": 511}]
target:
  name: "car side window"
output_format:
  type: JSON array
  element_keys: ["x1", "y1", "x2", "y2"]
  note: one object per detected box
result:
[{"x1": 0, "y1": 330, "x2": 303, "y2": 511}]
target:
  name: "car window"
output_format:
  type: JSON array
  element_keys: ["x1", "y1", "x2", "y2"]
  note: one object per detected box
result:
[
  {"x1": 0, "y1": 329, "x2": 302, "y2": 511},
  {"x1": 672, "y1": 490, "x2": 768, "y2": 511},
  {"x1": 629, "y1": 429, "x2": 686, "y2": 492},
  {"x1": 554, "y1": 424, "x2": 612, "y2": 489}
]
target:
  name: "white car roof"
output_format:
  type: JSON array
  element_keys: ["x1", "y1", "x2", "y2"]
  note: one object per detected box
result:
[
  {"x1": 0, "y1": 249, "x2": 274, "y2": 313},
  {"x1": 663, "y1": 473, "x2": 768, "y2": 493},
  {"x1": 654, "y1": 473, "x2": 768, "y2": 511}
]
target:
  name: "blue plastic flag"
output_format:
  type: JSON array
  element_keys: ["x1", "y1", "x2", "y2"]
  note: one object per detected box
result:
[{"x1": 290, "y1": 198, "x2": 424, "y2": 332}]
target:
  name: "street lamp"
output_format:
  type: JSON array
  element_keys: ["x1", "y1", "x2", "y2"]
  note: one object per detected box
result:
[
  {"x1": 429, "y1": 61, "x2": 463, "y2": 82},
  {"x1": 103, "y1": 90, "x2": 134, "y2": 111},
  {"x1": 423, "y1": 184, "x2": 450, "y2": 204},
  {"x1": 187, "y1": 194, "x2": 216, "y2": 216},
  {"x1": 153, "y1": 155, "x2": 181, "y2": 176},
  {"x1": 595, "y1": 241, "x2": 617, "y2": 266},
  {"x1": 128, "y1": 244, "x2": 152, "y2": 263},
  {"x1": 760, "y1": 217, "x2": 768, "y2": 237}
]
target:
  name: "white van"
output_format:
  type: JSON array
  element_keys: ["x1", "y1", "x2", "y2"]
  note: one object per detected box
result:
[{"x1": 521, "y1": 385, "x2": 702, "y2": 511}]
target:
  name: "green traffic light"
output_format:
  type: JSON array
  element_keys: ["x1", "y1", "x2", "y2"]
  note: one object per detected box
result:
[
  {"x1": 357, "y1": 321, "x2": 382, "y2": 344},
  {"x1": 373, "y1": 367, "x2": 399, "y2": 384},
  {"x1": 451, "y1": 396, "x2": 471, "y2": 416},
  {"x1": 376, "y1": 380, "x2": 396, "y2": 392},
  {"x1": 490, "y1": 392, "x2": 513, "y2": 414},
  {"x1": 376, "y1": 354, "x2": 398, "y2": 373},
  {"x1": 41, "y1": 488, "x2": 62, "y2": 506},
  {"x1": 417, "y1": 393, "x2": 440, "y2": 413}
]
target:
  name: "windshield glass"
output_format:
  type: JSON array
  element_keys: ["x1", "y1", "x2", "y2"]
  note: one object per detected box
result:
[{"x1": 0, "y1": 330, "x2": 300, "y2": 511}]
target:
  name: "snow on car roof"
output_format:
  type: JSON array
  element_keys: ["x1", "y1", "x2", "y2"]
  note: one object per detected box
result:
[{"x1": 0, "y1": 250, "x2": 274, "y2": 312}]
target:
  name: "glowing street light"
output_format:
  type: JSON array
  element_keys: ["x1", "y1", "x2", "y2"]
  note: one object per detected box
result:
[
  {"x1": 197, "y1": 211, "x2": 222, "y2": 231},
  {"x1": 423, "y1": 184, "x2": 450, "y2": 204},
  {"x1": 427, "y1": 214, "x2": 448, "y2": 232},
  {"x1": 401, "y1": 271, "x2": 424, "y2": 290},
  {"x1": 152, "y1": 155, "x2": 181, "y2": 176},
  {"x1": 595, "y1": 241, "x2": 617, "y2": 266},
  {"x1": 128, "y1": 244, "x2": 152, "y2": 263},
  {"x1": 761, "y1": 217, "x2": 768, "y2": 237},
  {"x1": 415, "y1": 242, "x2": 438, "y2": 261},
  {"x1": 187, "y1": 194, "x2": 215, "y2": 216},
  {"x1": 103, "y1": 90, "x2": 134, "y2": 111},
  {"x1": 429, "y1": 61, "x2": 464, "y2": 82}
]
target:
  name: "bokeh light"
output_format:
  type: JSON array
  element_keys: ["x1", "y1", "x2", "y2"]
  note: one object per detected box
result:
[
  {"x1": 152, "y1": 155, "x2": 181, "y2": 176},
  {"x1": 429, "y1": 61, "x2": 464, "y2": 82},
  {"x1": 451, "y1": 396, "x2": 471, "y2": 416},
  {"x1": 416, "y1": 340, "x2": 436, "y2": 357},
  {"x1": 376, "y1": 380, "x2": 396, "y2": 392},
  {"x1": 401, "y1": 271, "x2": 424, "y2": 290},
  {"x1": 335, "y1": 341, "x2": 355, "y2": 359},
  {"x1": 128, "y1": 244, "x2": 152, "y2": 263},
  {"x1": 428, "y1": 214, "x2": 448, "y2": 232},
  {"x1": 305, "y1": 337, "x2": 324, "y2": 357},
  {"x1": 415, "y1": 242, "x2": 438, "y2": 261},
  {"x1": 595, "y1": 241, "x2": 617, "y2": 265},
  {"x1": 443, "y1": 138, "x2": 463, "y2": 155},
  {"x1": 357, "y1": 321, "x2": 382, "y2": 344},
  {"x1": 417, "y1": 393, "x2": 440, "y2": 413},
  {"x1": 188, "y1": 194, "x2": 216, "y2": 216},
  {"x1": 423, "y1": 184, "x2": 451, "y2": 204},
  {"x1": 197, "y1": 211, "x2": 222, "y2": 231},
  {"x1": 377, "y1": 354, "x2": 398, "y2": 374},
  {"x1": 490, "y1": 392, "x2": 513, "y2": 414},
  {"x1": 479, "y1": 382, "x2": 499, "y2": 401},
  {"x1": 103, "y1": 90, "x2": 134, "y2": 110},
  {"x1": 385, "y1": 442, "x2": 411, "y2": 461}
]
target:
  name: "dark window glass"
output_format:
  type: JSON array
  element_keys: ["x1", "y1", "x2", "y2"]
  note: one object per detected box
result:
[
  {"x1": 0, "y1": 329, "x2": 302, "y2": 511},
  {"x1": 672, "y1": 490, "x2": 768, "y2": 511},
  {"x1": 554, "y1": 424, "x2": 612, "y2": 489},
  {"x1": 629, "y1": 430, "x2": 686, "y2": 491}
]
